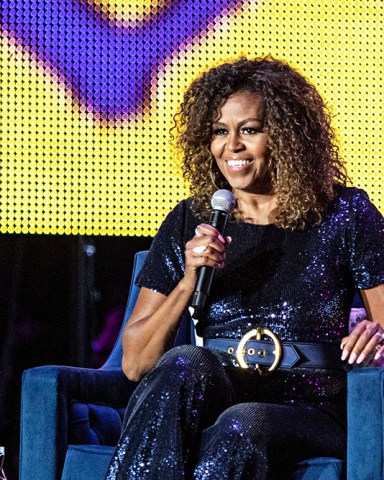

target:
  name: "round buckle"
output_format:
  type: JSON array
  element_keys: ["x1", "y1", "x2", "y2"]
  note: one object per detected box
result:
[{"x1": 235, "y1": 327, "x2": 282, "y2": 375}]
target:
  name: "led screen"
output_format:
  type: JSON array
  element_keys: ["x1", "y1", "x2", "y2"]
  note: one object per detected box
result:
[{"x1": 1, "y1": 0, "x2": 383, "y2": 235}]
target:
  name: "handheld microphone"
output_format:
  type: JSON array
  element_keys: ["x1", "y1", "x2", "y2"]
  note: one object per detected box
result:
[{"x1": 191, "y1": 189, "x2": 236, "y2": 311}]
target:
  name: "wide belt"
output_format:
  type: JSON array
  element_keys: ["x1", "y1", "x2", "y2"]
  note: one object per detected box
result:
[{"x1": 205, "y1": 328, "x2": 342, "y2": 375}]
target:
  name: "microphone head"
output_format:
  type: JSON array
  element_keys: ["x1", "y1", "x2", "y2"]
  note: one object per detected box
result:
[{"x1": 211, "y1": 189, "x2": 237, "y2": 213}]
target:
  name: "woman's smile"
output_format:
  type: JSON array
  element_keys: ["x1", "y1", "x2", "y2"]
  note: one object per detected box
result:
[{"x1": 226, "y1": 158, "x2": 254, "y2": 171}]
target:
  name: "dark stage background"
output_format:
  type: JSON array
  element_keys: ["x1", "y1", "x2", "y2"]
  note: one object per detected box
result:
[{"x1": 0, "y1": 234, "x2": 152, "y2": 477}]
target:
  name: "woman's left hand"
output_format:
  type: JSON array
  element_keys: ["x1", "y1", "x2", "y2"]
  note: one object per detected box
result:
[{"x1": 341, "y1": 319, "x2": 384, "y2": 365}]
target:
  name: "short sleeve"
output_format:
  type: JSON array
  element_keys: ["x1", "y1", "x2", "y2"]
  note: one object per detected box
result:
[
  {"x1": 348, "y1": 188, "x2": 384, "y2": 289},
  {"x1": 135, "y1": 200, "x2": 197, "y2": 296}
]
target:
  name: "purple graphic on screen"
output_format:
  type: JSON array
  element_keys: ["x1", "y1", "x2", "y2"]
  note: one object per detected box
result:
[{"x1": 1, "y1": 0, "x2": 242, "y2": 119}]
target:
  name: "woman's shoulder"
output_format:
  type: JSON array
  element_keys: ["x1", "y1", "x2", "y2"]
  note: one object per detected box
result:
[
  {"x1": 333, "y1": 184, "x2": 373, "y2": 209},
  {"x1": 334, "y1": 183, "x2": 368, "y2": 200},
  {"x1": 331, "y1": 184, "x2": 384, "y2": 229},
  {"x1": 163, "y1": 197, "x2": 196, "y2": 221},
  {"x1": 157, "y1": 197, "x2": 199, "y2": 239}
]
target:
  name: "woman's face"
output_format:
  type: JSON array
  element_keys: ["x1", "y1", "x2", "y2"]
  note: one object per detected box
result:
[{"x1": 210, "y1": 91, "x2": 272, "y2": 195}]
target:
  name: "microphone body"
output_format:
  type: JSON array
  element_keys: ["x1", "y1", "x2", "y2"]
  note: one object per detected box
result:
[{"x1": 191, "y1": 189, "x2": 236, "y2": 311}]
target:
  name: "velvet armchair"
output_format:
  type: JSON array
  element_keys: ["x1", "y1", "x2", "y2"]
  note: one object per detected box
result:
[{"x1": 19, "y1": 250, "x2": 384, "y2": 479}]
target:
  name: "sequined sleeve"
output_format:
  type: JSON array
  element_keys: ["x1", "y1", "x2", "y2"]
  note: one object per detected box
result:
[
  {"x1": 135, "y1": 199, "x2": 197, "y2": 296},
  {"x1": 348, "y1": 188, "x2": 384, "y2": 289}
]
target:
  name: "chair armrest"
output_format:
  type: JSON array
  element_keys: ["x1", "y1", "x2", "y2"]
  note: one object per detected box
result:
[
  {"x1": 347, "y1": 367, "x2": 384, "y2": 480},
  {"x1": 19, "y1": 365, "x2": 136, "y2": 480}
]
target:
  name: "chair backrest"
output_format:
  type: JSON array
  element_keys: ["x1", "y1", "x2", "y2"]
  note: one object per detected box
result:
[{"x1": 101, "y1": 250, "x2": 193, "y2": 371}]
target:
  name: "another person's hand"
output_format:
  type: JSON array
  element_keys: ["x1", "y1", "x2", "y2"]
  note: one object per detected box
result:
[
  {"x1": 182, "y1": 224, "x2": 232, "y2": 289},
  {"x1": 341, "y1": 319, "x2": 384, "y2": 365}
]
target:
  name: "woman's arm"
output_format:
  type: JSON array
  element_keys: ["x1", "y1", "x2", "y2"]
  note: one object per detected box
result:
[
  {"x1": 341, "y1": 283, "x2": 384, "y2": 365},
  {"x1": 122, "y1": 224, "x2": 230, "y2": 381}
]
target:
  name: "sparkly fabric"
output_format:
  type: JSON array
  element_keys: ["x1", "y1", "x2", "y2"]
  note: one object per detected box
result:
[
  {"x1": 106, "y1": 346, "x2": 347, "y2": 479},
  {"x1": 106, "y1": 185, "x2": 384, "y2": 479},
  {"x1": 135, "y1": 185, "x2": 384, "y2": 402}
]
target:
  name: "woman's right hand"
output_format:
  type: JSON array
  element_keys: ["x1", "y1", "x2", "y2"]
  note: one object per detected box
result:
[
  {"x1": 182, "y1": 223, "x2": 232, "y2": 290},
  {"x1": 122, "y1": 224, "x2": 231, "y2": 380}
]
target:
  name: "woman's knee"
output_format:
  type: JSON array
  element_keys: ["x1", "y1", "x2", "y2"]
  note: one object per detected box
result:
[
  {"x1": 153, "y1": 346, "x2": 235, "y2": 404},
  {"x1": 209, "y1": 402, "x2": 277, "y2": 442},
  {"x1": 157, "y1": 345, "x2": 221, "y2": 375}
]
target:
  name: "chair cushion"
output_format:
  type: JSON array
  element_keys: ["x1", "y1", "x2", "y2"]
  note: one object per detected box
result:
[
  {"x1": 61, "y1": 447, "x2": 343, "y2": 480},
  {"x1": 69, "y1": 401, "x2": 125, "y2": 445},
  {"x1": 61, "y1": 445, "x2": 114, "y2": 480},
  {"x1": 61, "y1": 446, "x2": 343, "y2": 480},
  {"x1": 292, "y1": 457, "x2": 344, "y2": 479}
]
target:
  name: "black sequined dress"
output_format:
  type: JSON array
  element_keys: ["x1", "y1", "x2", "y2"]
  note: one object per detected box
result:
[{"x1": 106, "y1": 186, "x2": 384, "y2": 479}]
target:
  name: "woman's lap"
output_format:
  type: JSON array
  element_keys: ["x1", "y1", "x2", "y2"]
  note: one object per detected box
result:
[{"x1": 106, "y1": 345, "x2": 346, "y2": 480}]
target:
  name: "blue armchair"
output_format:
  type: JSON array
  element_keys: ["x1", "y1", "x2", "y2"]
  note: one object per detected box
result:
[{"x1": 19, "y1": 251, "x2": 384, "y2": 480}]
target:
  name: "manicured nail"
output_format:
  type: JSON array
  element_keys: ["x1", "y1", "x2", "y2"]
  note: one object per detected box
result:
[
  {"x1": 356, "y1": 353, "x2": 366, "y2": 364},
  {"x1": 375, "y1": 351, "x2": 382, "y2": 361},
  {"x1": 341, "y1": 349, "x2": 349, "y2": 361},
  {"x1": 348, "y1": 352, "x2": 357, "y2": 364}
]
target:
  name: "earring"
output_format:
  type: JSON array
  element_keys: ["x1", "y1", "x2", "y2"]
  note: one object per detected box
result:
[{"x1": 209, "y1": 158, "x2": 220, "y2": 190}]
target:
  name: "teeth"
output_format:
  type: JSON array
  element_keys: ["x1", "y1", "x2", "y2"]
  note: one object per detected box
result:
[{"x1": 227, "y1": 160, "x2": 251, "y2": 167}]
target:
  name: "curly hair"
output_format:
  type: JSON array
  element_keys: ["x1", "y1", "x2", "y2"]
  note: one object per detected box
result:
[{"x1": 174, "y1": 56, "x2": 349, "y2": 229}]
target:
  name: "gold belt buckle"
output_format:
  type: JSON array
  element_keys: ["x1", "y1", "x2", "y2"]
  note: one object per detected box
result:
[{"x1": 235, "y1": 327, "x2": 282, "y2": 375}]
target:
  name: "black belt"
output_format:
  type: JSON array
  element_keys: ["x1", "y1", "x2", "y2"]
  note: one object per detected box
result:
[{"x1": 205, "y1": 336, "x2": 343, "y2": 373}]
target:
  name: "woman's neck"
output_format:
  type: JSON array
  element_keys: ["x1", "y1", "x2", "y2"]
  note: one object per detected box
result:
[{"x1": 234, "y1": 190, "x2": 278, "y2": 225}]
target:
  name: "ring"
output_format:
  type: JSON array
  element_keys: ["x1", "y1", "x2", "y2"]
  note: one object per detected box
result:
[
  {"x1": 195, "y1": 227, "x2": 203, "y2": 238},
  {"x1": 192, "y1": 245, "x2": 207, "y2": 255},
  {"x1": 377, "y1": 332, "x2": 384, "y2": 342}
]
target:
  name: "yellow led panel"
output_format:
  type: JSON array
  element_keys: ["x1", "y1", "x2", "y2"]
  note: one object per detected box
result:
[{"x1": 1, "y1": 0, "x2": 383, "y2": 235}]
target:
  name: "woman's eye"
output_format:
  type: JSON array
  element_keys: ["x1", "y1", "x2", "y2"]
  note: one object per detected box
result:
[
  {"x1": 212, "y1": 126, "x2": 263, "y2": 137},
  {"x1": 212, "y1": 128, "x2": 227, "y2": 136},
  {"x1": 241, "y1": 127, "x2": 262, "y2": 134}
]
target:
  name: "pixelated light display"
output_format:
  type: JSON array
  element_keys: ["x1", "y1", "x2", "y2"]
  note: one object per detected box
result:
[{"x1": 1, "y1": 0, "x2": 383, "y2": 236}]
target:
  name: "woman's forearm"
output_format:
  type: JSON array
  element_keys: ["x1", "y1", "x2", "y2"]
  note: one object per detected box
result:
[{"x1": 122, "y1": 278, "x2": 195, "y2": 381}]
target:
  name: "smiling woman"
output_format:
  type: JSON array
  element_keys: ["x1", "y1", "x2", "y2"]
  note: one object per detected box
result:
[{"x1": 105, "y1": 56, "x2": 384, "y2": 480}]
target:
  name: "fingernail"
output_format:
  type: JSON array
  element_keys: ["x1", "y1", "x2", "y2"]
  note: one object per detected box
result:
[
  {"x1": 356, "y1": 353, "x2": 366, "y2": 364},
  {"x1": 341, "y1": 350, "x2": 349, "y2": 361},
  {"x1": 375, "y1": 351, "x2": 382, "y2": 361},
  {"x1": 348, "y1": 352, "x2": 357, "y2": 364}
]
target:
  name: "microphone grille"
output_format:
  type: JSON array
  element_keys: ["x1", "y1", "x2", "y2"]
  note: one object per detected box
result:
[{"x1": 211, "y1": 189, "x2": 237, "y2": 213}]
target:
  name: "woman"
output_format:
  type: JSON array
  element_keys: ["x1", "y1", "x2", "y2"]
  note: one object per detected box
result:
[{"x1": 106, "y1": 57, "x2": 384, "y2": 479}]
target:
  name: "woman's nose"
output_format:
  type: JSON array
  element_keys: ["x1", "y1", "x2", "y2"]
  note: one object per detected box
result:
[{"x1": 226, "y1": 133, "x2": 244, "y2": 152}]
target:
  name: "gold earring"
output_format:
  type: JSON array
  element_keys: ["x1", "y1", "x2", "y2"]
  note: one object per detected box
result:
[{"x1": 209, "y1": 158, "x2": 220, "y2": 190}]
